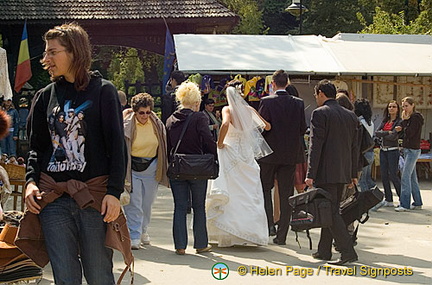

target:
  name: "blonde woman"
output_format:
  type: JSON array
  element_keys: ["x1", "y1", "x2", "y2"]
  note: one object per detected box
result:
[{"x1": 166, "y1": 81, "x2": 216, "y2": 255}]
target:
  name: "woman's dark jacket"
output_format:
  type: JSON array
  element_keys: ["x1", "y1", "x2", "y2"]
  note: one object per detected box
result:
[
  {"x1": 166, "y1": 108, "x2": 217, "y2": 161},
  {"x1": 401, "y1": 112, "x2": 424, "y2": 149},
  {"x1": 375, "y1": 117, "x2": 402, "y2": 148}
]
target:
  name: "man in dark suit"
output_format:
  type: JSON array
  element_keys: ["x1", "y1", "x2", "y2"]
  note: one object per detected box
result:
[
  {"x1": 305, "y1": 79, "x2": 359, "y2": 265},
  {"x1": 201, "y1": 98, "x2": 220, "y2": 141},
  {"x1": 258, "y1": 70, "x2": 307, "y2": 245},
  {"x1": 162, "y1": 70, "x2": 185, "y2": 124}
]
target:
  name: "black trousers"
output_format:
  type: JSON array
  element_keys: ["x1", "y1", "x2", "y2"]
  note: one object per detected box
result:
[
  {"x1": 316, "y1": 183, "x2": 356, "y2": 258},
  {"x1": 260, "y1": 163, "x2": 296, "y2": 243}
]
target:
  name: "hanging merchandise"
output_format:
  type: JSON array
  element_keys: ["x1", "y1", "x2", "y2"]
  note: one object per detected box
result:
[
  {"x1": 332, "y1": 80, "x2": 348, "y2": 92},
  {"x1": 265, "y1": 75, "x2": 273, "y2": 95},
  {"x1": 256, "y1": 77, "x2": 268, "y2": 99},
  {"x1": 234, "y1": 74, "x2": 247, "y2": 87},
  {"x1": 201, "y1": 75, "x2": 215, "y2": 94},
  {"x1": 188, "y1": 73, "x2": 202, "y2": 86},
  {"x1": 244, "y1": 76, "x2": 261, "y2": 102},
  {"x1": 0, "y1": 48, "x2": 13, "y2": 100}
]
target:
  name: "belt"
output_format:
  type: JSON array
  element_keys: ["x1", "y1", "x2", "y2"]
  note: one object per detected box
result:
[{"x1": 381, "y1": 147, "x2": 399, "y2": 151}]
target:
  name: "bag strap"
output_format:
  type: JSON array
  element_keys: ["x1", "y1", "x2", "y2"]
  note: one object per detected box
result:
[{"x1": 172, "y1": 112, "x2": 194, "y2": 155}]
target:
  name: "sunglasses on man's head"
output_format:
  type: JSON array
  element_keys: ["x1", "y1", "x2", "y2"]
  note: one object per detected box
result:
[{"x1": 137, "y1": 111, "x2": 151, "y2": 115}]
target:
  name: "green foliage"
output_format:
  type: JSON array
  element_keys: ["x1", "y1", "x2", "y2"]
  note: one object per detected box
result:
[
  {"x1": 260, "y1": 0, "x2": 297, "y2": 35},
  {"x1": 107, "y1": 48, "x2": 144, "y2": 93},
  {"x1": 220, "y1": 0, "x2": 265, "y2": 34},
  {"x1": 303, "y1": 0, "x2": 363, "y2": 37},
  {"x1": 359, "y1": 0, "x2": 430, "y2": 35}
]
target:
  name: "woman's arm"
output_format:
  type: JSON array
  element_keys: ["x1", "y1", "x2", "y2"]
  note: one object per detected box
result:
[
  {"x1": 250, "y1": 106, "x2": 271, "y2": 131},
  {"x1": 217, "y1": 106, "x2": 231, "y2": 148}
]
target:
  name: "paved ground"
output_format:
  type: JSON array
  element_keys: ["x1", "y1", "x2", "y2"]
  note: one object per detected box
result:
[{"x1": 4, "y1": 179, "x2": 432, "y2": 285}]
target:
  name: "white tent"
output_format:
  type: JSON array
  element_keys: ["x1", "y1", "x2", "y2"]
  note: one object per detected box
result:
[{"x1": 174, "y1": 33, "x2": 432, "y2": 76}]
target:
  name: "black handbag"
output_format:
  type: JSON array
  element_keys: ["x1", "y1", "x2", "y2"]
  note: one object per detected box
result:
[
  {"x1": 340, "y1": 185, "x2": 384, "y2": 225},
  {"x1": 131, "y1": 156, "x2": 156, "y2": 172},
  {"x1": 167, "y1": 113, "x2": 219, "y2": 180}
]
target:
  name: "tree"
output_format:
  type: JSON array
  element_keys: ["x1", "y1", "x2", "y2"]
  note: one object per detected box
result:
[
  {"x1": 220, "y1": 0, "x2": 265, "y2": 34},
  {"x1": 107, "y1": 48, "x2": 145, "y2": 93},
  {"x1": 259, "y1": 0, "x2": 297, "y2": 35},
  {"x1": 303, "y1": 0, "x2": 363, "y2": 37},
  {"x1": 358, "y1": 0, "x2": 430, "y2": 34}
]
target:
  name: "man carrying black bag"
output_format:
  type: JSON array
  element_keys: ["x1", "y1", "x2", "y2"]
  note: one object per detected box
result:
[{"x1": 305, "y1": 80, "x2": 359, "y2": 265}]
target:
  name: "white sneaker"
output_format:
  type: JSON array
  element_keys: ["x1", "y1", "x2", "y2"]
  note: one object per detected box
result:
[
  {"x1": 410, "y1": 205, "x2": 422, "y2": 210},
  {"x1": 395, "y1": 206, "x2": 409, "y2": 212},
  {"x1": 131, "y1": 239, "x2": 141, "y2": 250},
  {"x1": 141, "y1": 233, "x2": 150, "y2": 245},
  {"x1": 383, "y1": 201, "x2": 394, "y2": 207}
]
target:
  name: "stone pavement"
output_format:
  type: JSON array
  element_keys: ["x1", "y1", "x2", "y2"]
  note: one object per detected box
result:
[{"x1": 6, "y1": 180, "x2": 432, "y2": 285}]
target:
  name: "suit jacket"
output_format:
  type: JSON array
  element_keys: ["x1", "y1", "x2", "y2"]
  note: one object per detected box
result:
[
  {"x1": 258, "y1": 90, "x2": 306, "y2": 165},
  {"x1": 202, "y1": 109, "x2": 219, "y2": 141},
  {"x1": 307, "y1": 99, "x2": 359, "y2": 185}
]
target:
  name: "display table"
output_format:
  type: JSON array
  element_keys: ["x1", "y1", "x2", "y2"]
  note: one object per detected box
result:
[{"x1": 417, "y1": 153, "x2": 432, "y2": 179}]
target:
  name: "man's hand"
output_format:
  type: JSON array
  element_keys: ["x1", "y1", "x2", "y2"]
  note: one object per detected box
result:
[
  {"x1": 25, "y1": 182, "x2": 42, "y2": 214},
  {"x1": 305, "y1": 178, "x2": 314, "y2": 188},
  {"x1": 101, "y1": 195, "x2": 120, "y2": 223},
  {"x1": 348, "y1": 178, "x2": 358, "y2": 189}
]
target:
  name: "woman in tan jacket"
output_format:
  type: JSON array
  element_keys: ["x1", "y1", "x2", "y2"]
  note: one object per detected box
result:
[{"x1": 123, "y1": 93, "x2": 168, "y2": 249}]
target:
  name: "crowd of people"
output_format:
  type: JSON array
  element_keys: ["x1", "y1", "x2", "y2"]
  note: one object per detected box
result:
[{"x1": 0, "y1": 22, "x2": 424, "y2": 284}]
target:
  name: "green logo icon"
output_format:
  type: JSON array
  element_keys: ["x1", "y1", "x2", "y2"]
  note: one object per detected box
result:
[{"x1": 212, "y1": 262, "x2": 229, "y2": 280}]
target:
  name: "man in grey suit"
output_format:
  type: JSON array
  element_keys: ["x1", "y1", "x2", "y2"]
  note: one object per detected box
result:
[
  {"x1": 258, "y1": 70, "x2": 307, "y2": 245},
  {"x1": 305, "y1": 79, "x2": 359, "y2": 265}
]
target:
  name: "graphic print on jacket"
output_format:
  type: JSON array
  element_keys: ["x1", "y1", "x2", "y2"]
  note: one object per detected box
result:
[{"x1": 48, "y1": 99, "x2": 92, "y2": 172}]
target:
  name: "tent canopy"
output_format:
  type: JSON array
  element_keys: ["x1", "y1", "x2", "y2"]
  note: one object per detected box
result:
[{"x1": 174, "y1": 33, "x2": 432, "y2": 76}]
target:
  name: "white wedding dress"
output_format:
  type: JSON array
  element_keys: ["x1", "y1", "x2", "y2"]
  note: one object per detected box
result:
[{"x1": 206, "y1": 123, "x2": 268, "y2": 247}]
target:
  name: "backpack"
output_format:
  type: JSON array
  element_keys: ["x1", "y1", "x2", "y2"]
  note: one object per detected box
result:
[{"x1": 289, "y1": 188, "x2": 333, "y2": 249}]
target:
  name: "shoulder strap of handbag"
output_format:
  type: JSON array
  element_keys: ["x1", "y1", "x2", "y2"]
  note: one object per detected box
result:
[{"x1": 172, "y1": 112, "x2": 194, "y2": 155}]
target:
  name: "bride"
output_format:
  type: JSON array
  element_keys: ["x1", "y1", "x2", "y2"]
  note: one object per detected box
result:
[{"x1": 206, "y1": 83, "x2": 272, "y2": 247}]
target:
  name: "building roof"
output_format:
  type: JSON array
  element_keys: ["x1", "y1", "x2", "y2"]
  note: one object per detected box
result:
[
  {"x1": 174, "y1": 33, "x2": 432, "y2": 76},
  {"x1": 0, "y1": 0, "x2": 236, "y2": 22}
]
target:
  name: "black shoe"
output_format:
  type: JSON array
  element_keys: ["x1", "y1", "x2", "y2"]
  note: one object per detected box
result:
[
  {"x1": 328, "y1": 255, "x2": 358, "y2": 266},
  {"x1": 273, "y1": 237, "x2": 286, "y2": 245},
  {"x1": 312, "y1": 252, "x2": 331, "y2": 261},
  {"x1": 269, "y1": 226, "x2": 277, "y2": 236}
]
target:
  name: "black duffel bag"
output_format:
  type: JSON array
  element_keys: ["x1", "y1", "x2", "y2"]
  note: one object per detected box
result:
[
  {"x1": 289, "y1": 188, "x2": 333, "y2": 249},
  {"x1": 340, "y1": 185, "x2": 384, "y2": 225},
  {"x1": 167, "y1": 113, "x2": 219, "y2": 180}
]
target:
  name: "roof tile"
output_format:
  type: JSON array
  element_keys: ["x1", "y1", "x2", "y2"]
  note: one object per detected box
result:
[{"x1": 0, "y1": 0, "x2": 236, "y2": 20}]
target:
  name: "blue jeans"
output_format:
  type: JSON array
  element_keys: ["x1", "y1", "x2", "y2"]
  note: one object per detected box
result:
[
  {"x1": 0, "y1": 134, "x2": 17, "y2": 156},
  {"x1": 39, "y1": 195, "x2": 115, "y2": 285},
  {"x1": 359, "y1": 150, "x2": 376, "y2": 191},
  {"x1": 380, "y1": 149, "x2": 401, "y2": 202},
  {"x1": 170, "y1": 179, "x2": 208, "y2": 250},
  {"x1": 400, "y1": 148, "x2": 422, "y2": 209},
  {"x1": 124, "y1": 158, "x2": 159, "y2": 240}
]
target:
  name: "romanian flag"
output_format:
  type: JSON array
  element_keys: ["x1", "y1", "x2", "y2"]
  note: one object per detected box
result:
[
  {"x1": 14, "y1": 20, "x2": 32, "y2": 93},
  {"x1": 162, "y1": 27, "x2": 176, "y2": 95}
]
